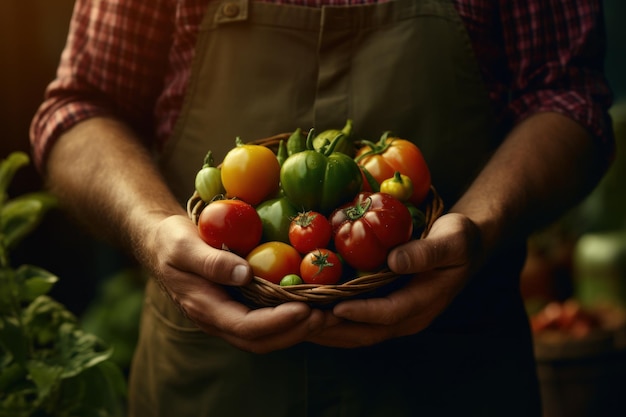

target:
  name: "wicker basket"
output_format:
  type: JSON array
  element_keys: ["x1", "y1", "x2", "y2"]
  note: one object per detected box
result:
[{"x1": 187, "y1": 133, "x2": 444, "y2": 308}]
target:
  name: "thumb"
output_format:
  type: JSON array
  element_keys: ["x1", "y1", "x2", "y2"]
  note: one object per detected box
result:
[
  {"x1": 164, "y1": 215, "x2": 254, "y2": 286},
  {"x1": 194, "y1": 243, "x2": 254, "y2": 286},
  {"x1": 387, "y1": 213, "x2": 479, "y2": 274},
  {"x1": 387, "y1": 237, "x2": 451, "y2": 275}
]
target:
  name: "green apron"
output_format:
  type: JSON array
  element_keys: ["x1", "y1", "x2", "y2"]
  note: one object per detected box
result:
[{"x1": 130, "y1": 1, "x2": 542, "y2": 415}]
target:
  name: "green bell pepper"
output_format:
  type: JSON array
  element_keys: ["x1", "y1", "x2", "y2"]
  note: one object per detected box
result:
[
  {"x1": 280, "y1": 134, "x2": 363, "y2": 215},
  {"x1": 256, "y1": 196, "x2": 299, "y2": 243}
]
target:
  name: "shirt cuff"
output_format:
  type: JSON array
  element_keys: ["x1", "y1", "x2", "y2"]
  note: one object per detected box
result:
[
  {"x1": 506, "y1": 89, "x2": 615, "y2": 164},
  {"x1": 29, "y1": 100, "x2": 112, "y2": 172}
]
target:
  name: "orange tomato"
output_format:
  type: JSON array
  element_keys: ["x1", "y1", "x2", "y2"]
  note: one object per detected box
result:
[
  {"x1": 245, "y1": 242, "x2": 302, "y2": 284},
  {"x1": 357, "y1": 137, "x2": 431, "y2": 206}
]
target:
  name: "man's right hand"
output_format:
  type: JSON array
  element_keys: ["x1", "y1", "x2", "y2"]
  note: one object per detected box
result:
[{"x1": 141, "y1": 214, "x2": 334, "y2": 354}]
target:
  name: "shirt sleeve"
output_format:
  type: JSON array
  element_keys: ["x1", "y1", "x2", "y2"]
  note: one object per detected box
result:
[
  {"x1": 29, "y1": 0, "x2": 176, "y2": 171},
  {"x1": 499, "y1": 0, "x2": 615, "y2": 159}
]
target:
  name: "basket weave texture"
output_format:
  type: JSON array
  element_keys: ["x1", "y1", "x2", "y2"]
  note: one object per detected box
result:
[{"x1": 187, "y1": 133, "x2": 444, "y2": 308}]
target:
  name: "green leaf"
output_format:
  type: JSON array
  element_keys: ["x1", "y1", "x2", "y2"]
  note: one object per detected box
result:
[
  {"x1": 22, "y1": 296, "x2": 76, "y2": 347},
  {"x1": 16, "y1": 265, "x2": 59, "y2": 302},
  {"x1": 1, "y1": 193, "x2": 57, "y2": 251},
  {"x1": 0, "y1": 267, "x2": 19, "y2": 316},
  {"x1": 0, "y1": 152, "x2": 29, "y2": 204},
  {"x1": 27, "y1": 360, "x2": 64, "y2": 403},
  {"x1": 62, "y1": 361, "x2": 127, "y2": 417},
  {"x1": 0, "y1": 317, "x2": 28, "y2": 368},
  {"x1": 57, "y1": 322, "x2": 113, "y2": 379},
  {"x1": 13, "y1": 191, "x2": 58, "y2": 211},
  {"x1": 0, "y1": 362, "x2": 27, "y2": 393},
  {"x1": 0, "y1": 152, "x2": 126, "y2": 416},
  {"x1": 0, "y1": 391, "x2": 35, "y2": 417}
]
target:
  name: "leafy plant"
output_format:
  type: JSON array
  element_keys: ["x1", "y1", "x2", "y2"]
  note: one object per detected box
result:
[{"x1": 0, "y1": 152, "x2": 126, "y2": 417}]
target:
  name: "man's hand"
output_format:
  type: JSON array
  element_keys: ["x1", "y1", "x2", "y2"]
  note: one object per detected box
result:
[
  {"x1": 307, "y1": 213, "x2": 481, "y2": 348},
  {"x1": 143, "y1": 214, "x2": 335, "y2": 354}
]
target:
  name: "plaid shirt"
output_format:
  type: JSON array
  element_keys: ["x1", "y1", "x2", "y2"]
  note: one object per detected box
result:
[{"x1": 30, "y1": 0, "x2": 614, "y2": 170}]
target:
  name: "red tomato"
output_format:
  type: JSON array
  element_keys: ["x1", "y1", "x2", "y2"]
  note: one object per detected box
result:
[
  {"x1": 288, "y1": 211, "x2": 332, "y2": 254},
  {"x1": 198, "y1": 199, "x2": 262, "y2": 257},
  {"x1": 300, "y1": 248, "x2": 343, "y2": 285},
  {"x1": 356, "y1": 136, "x2": 431, "y2": 206},
  {"x1": 221, "y1": 142, "x2": 280, "y2": 205},
  {"x1": 330, "y1": 192, "x2": 413, "y2": 271},
  {"x1": 245, "y1": 242, "x2": 302, "y2": 284}
]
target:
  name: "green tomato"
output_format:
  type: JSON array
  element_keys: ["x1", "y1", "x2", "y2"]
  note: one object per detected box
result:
[
  {"x1": 256, "y1": 197, "x2": 299, "y2": 243},
  {"x1": 312, "y1": 119, "x2": 355, "y2": 157},
  {"x1": 280, "y1": 274, "x2": 304, "y2": 286},
  {"x1": 195, "y1": 151, "x2": 224, "y2": 202},
  {"x1": 280, "y1": 147, "x2": 363, "y2": 216}
]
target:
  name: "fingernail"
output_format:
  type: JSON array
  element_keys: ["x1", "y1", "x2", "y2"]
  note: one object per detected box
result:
[
  {"x1": 231, "y1": 264, "x2": 250, "y2": 285},
  {"x1": 393, "y1": 250, "x2": 410, "y2": 272}
]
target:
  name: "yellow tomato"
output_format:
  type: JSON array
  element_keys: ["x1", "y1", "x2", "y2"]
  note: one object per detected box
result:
[{"x1": 221, "y1": 141, "x2": 280, "y2": 205}]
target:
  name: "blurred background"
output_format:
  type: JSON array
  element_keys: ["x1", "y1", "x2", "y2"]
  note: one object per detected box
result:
[{"x1": 0, "y1": 1, "x2": 624, "y2": 416}]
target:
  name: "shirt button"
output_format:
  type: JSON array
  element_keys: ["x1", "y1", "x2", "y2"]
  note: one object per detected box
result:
[{"x1": 222, "y1": 2, "x2": 240, "y2": 18}]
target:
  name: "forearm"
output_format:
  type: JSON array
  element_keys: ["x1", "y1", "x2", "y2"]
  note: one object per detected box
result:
[
  {"x1": 44, "y1": 116, "x2": 185, "y2": 257},
  {"x1": 450, "y1": 111, "x2": 608, "y2": 256}
]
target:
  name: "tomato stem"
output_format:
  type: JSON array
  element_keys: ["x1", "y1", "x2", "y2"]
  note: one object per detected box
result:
[
  {"x1": 202, "y1": 150, "x2": 215, "y2": 168},
  {"x1": 354, "y1": 132, "x2": 395, "y2": 163},
  {"x1": 344, "y1": 195, "x2": 372, "y2": 220},
  {"x1": 312, "y1": 250, "x2": 335, "y2": 276},
  {"x1": 305, "y1": 128, "x2": 316, "y2": 150},
  {"x1": 294, "y1": 211, "x2": 317, "y2": 227},
  {"x1": 322, "y1": 133, "x2": 342, "y2": 156},
  {"x1": 359, "y1": 165, "x2": 380, "y2": 192},
  {"x1": 209, "y1": 194, "x2": 227, "y2": 202}
]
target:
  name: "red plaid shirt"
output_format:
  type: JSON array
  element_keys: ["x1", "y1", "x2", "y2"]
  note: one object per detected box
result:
[{"x1": 30, "y1": 0, "x2": 614, "y2": 170}]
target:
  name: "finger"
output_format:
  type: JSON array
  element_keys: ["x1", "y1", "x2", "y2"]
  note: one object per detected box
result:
[
  {"x1": 332, "y1": 274, "x2": 439, "y2": 326},
  {"x1": 193, "y1": 242, "x2": 253, "y2": 286},
  {"x1": 160, "y1": 273, "x2": 321, "y2": 352},
  {"x1": 223, "y1": 308, "x2": 331, "y2": 354},
  {"x1": 387, "y1": 237, "x2": 454, "y2": 275},
  {"x1": 181, "y1": 281, "x2": 310, "y2": 337},
  {"x1": 387, "y1": 213, "x2": 476, "y2": 274},
  {"x1": 161, "y1": 216, "x2": 254, "y2": 286},
  {"x1": 230, "y1": 307, "x2": 343, "y2": 353}
]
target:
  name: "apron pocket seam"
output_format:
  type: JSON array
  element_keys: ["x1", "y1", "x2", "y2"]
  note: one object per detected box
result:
[{"x1": 145, "y1": 295, "x2": 208, "y2": 339}]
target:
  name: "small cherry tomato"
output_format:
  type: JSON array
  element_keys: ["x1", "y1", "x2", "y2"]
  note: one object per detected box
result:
[
  {"x1": 194, "y1": 151, "x2": 225, "y2": 202},
  {"x1": 380, "y1": 171, "x2": 413, "y2": 202},
  {"x1": 221, "y1": 139, "x2": 281, "y2": 205},
  {"x1": 246, "y1": 242, "x2": 302, "y2": 284},
  {"x1": 198, "y1": 199, "x2": 262, "y2": 257},
  {"x1": 280, "y1": 274, "x2": 304, "y2": 286},
  {"x1": 300, "y1": 248, "x2": 343, "y2": 285},
  {"x1": 288, "y1": 211, "x2": 332, "y2": 254}
]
